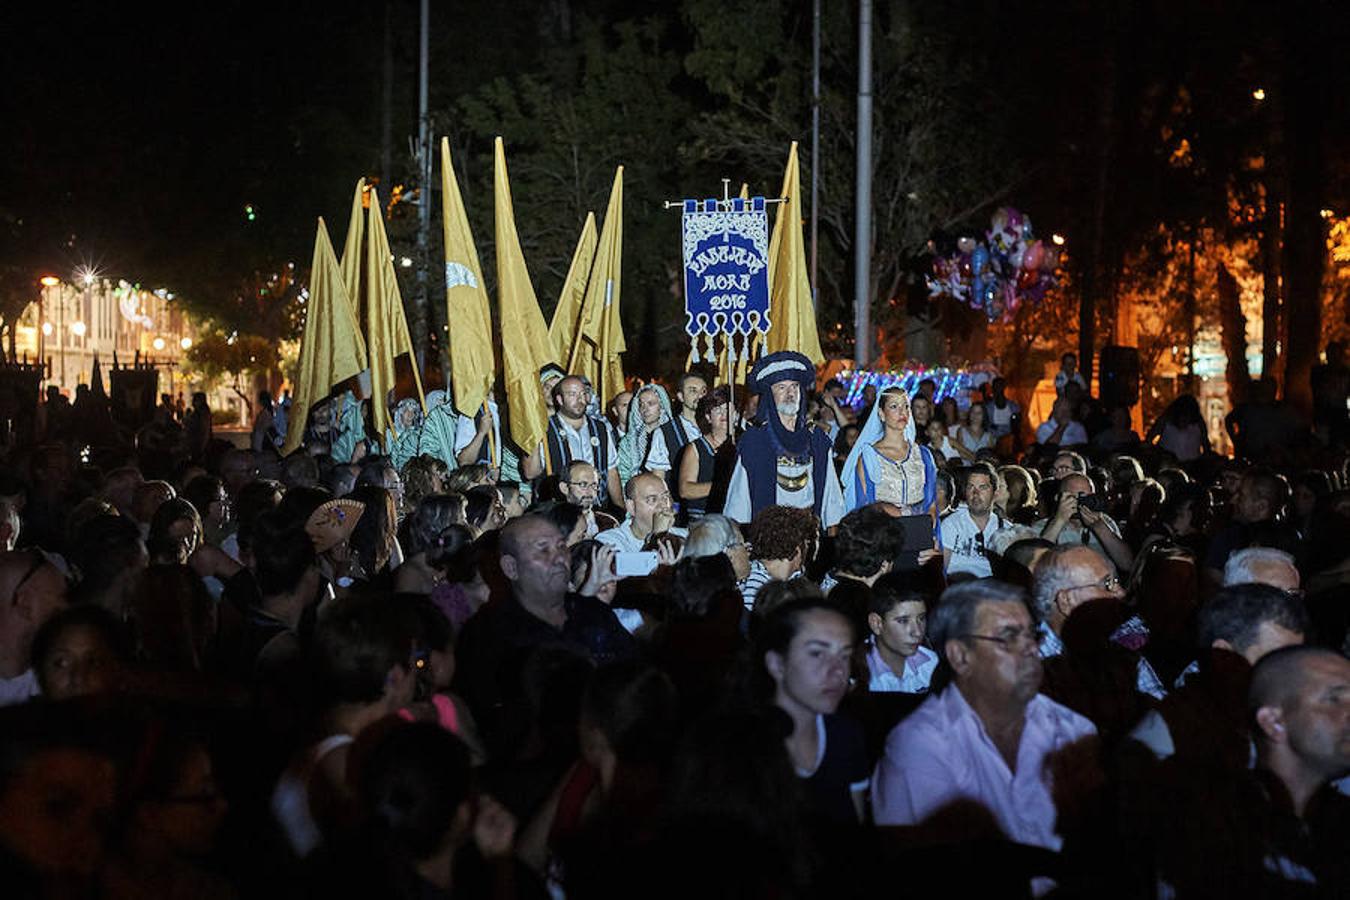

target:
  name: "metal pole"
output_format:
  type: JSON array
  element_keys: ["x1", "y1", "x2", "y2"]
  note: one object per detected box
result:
[
  {"x1": 416, "y1": 0, "x2": 431, "y2": 370},
  {"x1": 810, "y1": 0, "x2": 821, "y2": 307},
  {"x1": 853, "y1": 0, "x2": 873, "y2": 367}
]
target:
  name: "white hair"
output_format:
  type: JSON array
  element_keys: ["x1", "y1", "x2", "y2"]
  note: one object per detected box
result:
[
  {"x1": 1030, "y1": 544, "x2": 1108, "y2": 622},
  {"x1": 1223, "y1": 547, "x2": 1297, "y2": 588},
  {"x1": 682, "y1": 514, "x2": 741, "y2": 559}
]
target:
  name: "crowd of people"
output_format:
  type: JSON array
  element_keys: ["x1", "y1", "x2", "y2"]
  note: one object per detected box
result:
[{"x1": 1, "y1": 344, "x2": 1348, "y2": 899}]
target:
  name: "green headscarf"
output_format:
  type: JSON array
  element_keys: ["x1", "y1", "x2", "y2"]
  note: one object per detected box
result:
[{"x1": 617, "y1": 383, "x2": 673, "y2": 488}]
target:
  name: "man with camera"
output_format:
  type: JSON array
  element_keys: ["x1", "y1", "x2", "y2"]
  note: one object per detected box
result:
[{"x1": 1036, "y1": 472, "x2": 1135, "y2": 573}]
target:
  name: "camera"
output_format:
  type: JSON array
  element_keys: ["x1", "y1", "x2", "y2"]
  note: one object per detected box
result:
[{"x1": 1076, "y1": 492, "x2": 1107, "y2": 513}]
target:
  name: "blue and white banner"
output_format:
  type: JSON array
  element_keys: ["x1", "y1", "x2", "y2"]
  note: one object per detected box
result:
[{"x1": 681, "y1": 197, "x2": 771, "y2": 348}]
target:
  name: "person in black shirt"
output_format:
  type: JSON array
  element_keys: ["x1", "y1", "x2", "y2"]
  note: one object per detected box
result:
[{"x1": 454, "y1": 515, "x2": 636, "y2": 760}]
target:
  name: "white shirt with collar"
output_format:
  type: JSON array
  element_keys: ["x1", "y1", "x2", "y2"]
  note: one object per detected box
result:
[
  {"x1": 644, "y1": 415, "x2": 701, "y2": 472},
  {"x1": 595, "y1": 520, "x2": 689, "y2": 553},
  {"x1": 452, "y1": 397, "x2": 502, "y2": 467},
  {"x1": 940, "y1": 506, "x2": 1002, "y2": 579},
  {"x1": 1035, "y1": 419, "x2": 1089, "y2": 446}
]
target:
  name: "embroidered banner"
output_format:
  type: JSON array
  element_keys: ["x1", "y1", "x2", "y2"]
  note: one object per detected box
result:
[{"x1": 681, "y1": 197, "x2": 771, "y2": 354}]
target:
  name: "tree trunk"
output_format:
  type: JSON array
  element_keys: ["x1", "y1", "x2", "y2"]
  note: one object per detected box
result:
[
  {"x1": 1261, "y1": 196, "x2": 1283, "y2": 381},
  {"x1": 1279, "y1": 7, "x2": 1325, "y2": 415},
  {"x1": 1080, "y1": 2, "x2": 1120, "y2": 388},
  {"x1": 1217, "y1": 264, "x2": 1250, "y2": 407}
]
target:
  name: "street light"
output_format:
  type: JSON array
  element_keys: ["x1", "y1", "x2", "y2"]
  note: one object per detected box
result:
[
  {"x1": 40, "y1": 276, "x2": 59, "y2": 287},
  {"x1": 152, "y1": 337, "x2": 166, "y2": 351},
  {"x1": 71, "y1": 321, "x2": 86, "y2": 337},
  {"x1": 1051, "y1": 233, "x2": 1066, "y2": 246},
  {"x1": 180, "y1": 337, "x2": 193, "y2": 351},
  {"x1": 40, "y1": 323, "x2": 52, "y2": 336}
]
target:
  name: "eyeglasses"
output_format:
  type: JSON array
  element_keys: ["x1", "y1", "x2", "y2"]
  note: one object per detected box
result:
[
  {"x1": 961, "y1": 627, "x2": 1039, "y2": 652},
  {"x1": 1067, "y1": 573, "x2": 1122, "y2": 593}
]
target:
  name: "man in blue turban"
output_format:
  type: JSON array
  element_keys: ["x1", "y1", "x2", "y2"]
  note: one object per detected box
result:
[{"x1": 723, "y1": 351, "x2": 844, "y2": 528}]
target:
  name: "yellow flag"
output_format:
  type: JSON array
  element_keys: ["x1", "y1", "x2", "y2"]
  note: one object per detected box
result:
[
  {"x1": 339, "y1": 178, "x2": 366, "y2": 317},
  {"x1": 283, "y1": 219, "x2": 368, "y2": 455},
  {"x1": 549, "y1": 212, "x2": 598, "y2": 362},
  {"x1": 441, "y1": 138, "x2": 496, "y2": 418},
  {"x1": 365, "y1": 187, "x2": 426, "y2": 444},
  {"x1": 493, "y1": 138, "x2": 556, "y2": 453},
  {"x1": 766, "y1": 142, "x2": 824, "y2": 365},
  {"x1": 572, "y1": 167, "x2": 625, "y2": 406}
]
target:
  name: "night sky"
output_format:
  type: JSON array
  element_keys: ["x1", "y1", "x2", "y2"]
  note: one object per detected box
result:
[
  {"x1": 5, "y1": 2, "x2": 410, "y2": 286},
  {"x1": 9, "y1": 1, "x2": 1350, "y2": 307}
]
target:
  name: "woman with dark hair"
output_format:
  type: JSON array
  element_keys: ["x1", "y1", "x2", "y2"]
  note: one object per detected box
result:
[
  {"x1": 753, "y1": 597, "x2": 868, "y2": 825},
  {"x1": 463, "y1": 484, "x2": 506, "y2": 536},
  {"x1": 426, "y1": 524, "x2": 488, "y2": 632},
  {"x1": 182, "y1": 475, "x2": 230, "y2": 547},
  {"x1": 311, "y1": 723, "x2": 527, "y2": 899},
  {"x1": 395, "y1": 495, "x2": 470, "y2": 595},
  {"x1": 346, "y1": 485, "x2": 400, "y2": 586},
  {"x1": 1147, "y1": 393, "x2": 1210, "y2": 463},
  {"x1": 997, "y1": 464, "x2": 1040, "y2": 524},
  {"x1": 677, "y1": 386, "x2": 737, "y2": 523},
  {"x1": 146, "y1": 498, "x2": 204, "y2": 566},
  {"x1": 1291, "y1": 469, "x2": 1333, "y2": 543}
]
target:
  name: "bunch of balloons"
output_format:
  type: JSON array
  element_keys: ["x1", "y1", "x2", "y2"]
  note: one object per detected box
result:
[{"x1": 925, "y1": 206, "x2": 1059, "y2": 322}]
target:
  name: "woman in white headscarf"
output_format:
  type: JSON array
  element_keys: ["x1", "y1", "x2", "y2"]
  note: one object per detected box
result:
[
  {"x1": 841, "y1": 387, "x2": 939, "y2": 526},
  {"x1": 616, "y1": 383, "x2": 673, "y2": 489}
]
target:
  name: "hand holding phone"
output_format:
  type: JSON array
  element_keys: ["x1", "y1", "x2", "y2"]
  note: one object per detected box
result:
[{"x1": 613, "y1": 550, "x2": 659, "y2": 578}]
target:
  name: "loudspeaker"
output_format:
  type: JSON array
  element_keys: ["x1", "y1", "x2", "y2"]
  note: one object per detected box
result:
[{"x1": 1099, "y1": 345, "x2": 1140, "y2": 408}]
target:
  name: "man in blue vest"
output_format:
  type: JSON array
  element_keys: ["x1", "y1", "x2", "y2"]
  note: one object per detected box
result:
[
  {"x1": 522, "y1": 375, "x2": 622, "y2": 508},
  {"x1": 723, "y1": 351, "x2": 844, "y2": 529}
]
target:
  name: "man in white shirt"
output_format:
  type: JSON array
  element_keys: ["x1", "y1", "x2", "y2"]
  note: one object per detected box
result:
[
  {"x1": 1034, "y1": 473, "x2": 1134, "y2": 573},
  {"x1": 873, "y1": 579, "x2": 1098, "y2": 859},
  {"x1": 940, "y1": 463, "x2": 1002, "y2": 579},
  {"x1": 596, "y1": 471, "x2": 688, "y2": 553},
  {"x1": 645, "y1": 373, "x2": 706, "y2": 476},
  {"x1": 1054, "y1": 353, "x2": 1088, "y2": 398},
  {"x1": 1035, "y1": 398, "x2": 1088, "y2": 447},
  {"x1": 0, "y1": 551, "x2": 70, "y2": 706}
]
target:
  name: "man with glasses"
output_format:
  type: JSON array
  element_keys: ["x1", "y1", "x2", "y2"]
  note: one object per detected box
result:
[
  {"x1": 873, "y1": 579, "x2": 1098, "y2": 865},
  {"x1": 557, "y1": 461, "x2": 618, "y2": 537},
  {"x1": 596, "y1": 472, "x2": 687, "y2": 553},
  {"x1": 1032, "y1": 544, "x2": 1166, "y2": 701}
]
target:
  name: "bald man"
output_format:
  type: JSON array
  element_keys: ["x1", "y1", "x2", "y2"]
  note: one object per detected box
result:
[
  {"x1": 0, "y1": 551, "x2": 70, "y2": 705},
  {"x1": 596, "y1": 472, "x2": 688, "y2": 553},
  {"x1": 1035, "y1": 473, "x2": 1134, "y2": 573}
]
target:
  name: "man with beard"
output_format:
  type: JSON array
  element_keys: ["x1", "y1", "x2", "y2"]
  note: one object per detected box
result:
[
  {"x1": 723, "y1": 351, "x2": 844, "y2": 529},
  {"x1": 557, "y1": 460, "x2": 618, "y2": 536},
  {"x1": 872, "y1": 580, "x2": 1098, "y2": 858},
  {"x1": 523, "y1": 376, "x2": 622, "y2": 510}
]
